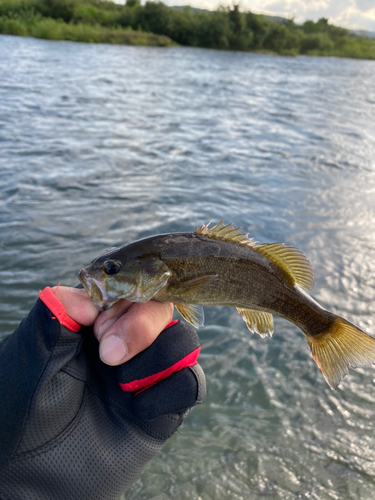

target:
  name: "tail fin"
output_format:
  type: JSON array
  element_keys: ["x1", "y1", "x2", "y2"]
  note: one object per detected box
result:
[{"x1": 305, "y1": 318, "x2": 375, "y2": 389}]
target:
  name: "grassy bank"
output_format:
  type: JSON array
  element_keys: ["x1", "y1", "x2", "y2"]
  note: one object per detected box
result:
[
  {"x1": 0, "y1": 2, "x2": 174, "y2": 45},
  {"x1": 0, "y1": 16, "x2": 172, "y2": 45},
  {"x1": 1, "y1": 0, "x2": 375, "y2": 58}
]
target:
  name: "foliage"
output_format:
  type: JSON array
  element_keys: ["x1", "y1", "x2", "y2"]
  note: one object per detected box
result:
[
  {"x1": 0, "y1": 0, "x2": 375, "y2": 59},
  {"x1": 0, "y1": 0, "x2": 173, "y2": 45}
]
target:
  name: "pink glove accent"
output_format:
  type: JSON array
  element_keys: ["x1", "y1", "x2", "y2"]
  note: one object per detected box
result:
[
  {"x1": 39, "y1": 287, "x2": 82, "y2": 333},
  {"x1": 119, "y1": 346, "x2": 200, "y2": 393}
]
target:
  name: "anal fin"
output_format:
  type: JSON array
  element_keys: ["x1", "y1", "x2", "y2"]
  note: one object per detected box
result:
[
  {"x1": 175, "y1": 303, "x2": 205, "y2": 329},
  {"x1": 236, "y1": 308, "x2": 274, "y2": 337}
]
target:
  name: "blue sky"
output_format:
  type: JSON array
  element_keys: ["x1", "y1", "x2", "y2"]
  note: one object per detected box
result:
[{"x1": 161, "y1": 0, "x2": 375, "y2": 31}]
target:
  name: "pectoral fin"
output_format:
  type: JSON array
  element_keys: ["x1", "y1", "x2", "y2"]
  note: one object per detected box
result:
[
  {"x1": 236, "y1": 308, "x2": 274, "y2": 337},
  {"x1": 170, "y1": 275, "x2": 218, "y2": 294},
  {"x1": 175, "y1": 303, "x2": 205, "y2": 329}
]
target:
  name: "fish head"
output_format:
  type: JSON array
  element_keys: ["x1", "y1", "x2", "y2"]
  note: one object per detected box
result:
[{"x1": 78, "y1": 247, "x2": 172, "y2": 311}]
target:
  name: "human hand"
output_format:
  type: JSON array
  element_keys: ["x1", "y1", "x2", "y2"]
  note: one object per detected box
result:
[
  {"x1": 0, "y1": 287, "x2": 205, "y2": 499},
  {"x1": 51, "y1": 286, "x2": 174, "y2": 366}
]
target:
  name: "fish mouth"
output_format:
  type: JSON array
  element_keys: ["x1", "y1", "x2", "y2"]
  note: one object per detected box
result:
[{"x1": 78, "y1": 268, "x2": 116, "y2": 311}]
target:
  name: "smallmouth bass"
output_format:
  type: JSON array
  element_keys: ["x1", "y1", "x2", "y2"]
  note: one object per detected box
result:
[{"x1": 79, "y1": 221, "x2": 375, "y2": 389}]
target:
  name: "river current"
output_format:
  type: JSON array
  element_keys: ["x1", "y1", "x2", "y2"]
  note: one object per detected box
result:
[{"x1": 1, "y1": 34, "x2": 375, "y2": 499}]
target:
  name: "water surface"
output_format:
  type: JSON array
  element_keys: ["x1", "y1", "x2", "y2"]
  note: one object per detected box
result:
[{"x1": 1, "y1": 35, "x2": 375, "y2": 499}]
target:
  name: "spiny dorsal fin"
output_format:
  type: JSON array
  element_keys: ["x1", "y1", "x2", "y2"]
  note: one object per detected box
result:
[
  {"x1": 253, "y1": 243, "x2": 314, "y2": 291},
  {"x1": 236, "y1": 308, "x2": 274, "y2": 338},
  {"x1": 194, "y1": 221, "x2": 255, "y2": 247}
]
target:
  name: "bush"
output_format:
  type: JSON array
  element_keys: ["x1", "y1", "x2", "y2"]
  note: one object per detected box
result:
[
  {"x1": 0, "y1": 16, "x2": 27, "y2": 35},
  {"x1": 301, "y1": 33, "x2": 334, "y2": 53},
  {"x1": 30, "y1": 17, "x2": 64, "y2": 39}
]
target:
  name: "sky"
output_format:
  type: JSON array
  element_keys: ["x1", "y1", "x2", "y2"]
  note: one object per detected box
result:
[{"x1": 161, "y1": 0, "x2": 375, "y2": 32}]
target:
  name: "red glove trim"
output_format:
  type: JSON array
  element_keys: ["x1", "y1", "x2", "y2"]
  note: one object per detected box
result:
[
  {"x1": 119, "y1": 346, "x2": 201, "y2": 393},
  {"x1": 39, "y1": 287, "x2": 82, "y2": 333},
  {"x1": 165, "y1": 319, "x2": 178, "y2": 329}
]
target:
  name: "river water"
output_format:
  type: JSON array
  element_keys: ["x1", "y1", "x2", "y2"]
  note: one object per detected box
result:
[{"x1": 1, "y1": 34, "x2": 375, "y2": 499}]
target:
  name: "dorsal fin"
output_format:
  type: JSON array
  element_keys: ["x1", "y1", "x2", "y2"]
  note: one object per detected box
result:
[
  {"x1": 253, "y1": 243, "x2": 314, "y2": 291},
  {"x1": 194, "y1": 221, "x2": 255, "y2": 247}
]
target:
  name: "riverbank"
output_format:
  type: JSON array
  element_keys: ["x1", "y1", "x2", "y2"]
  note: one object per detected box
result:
[
  {"x1": 0, "y1": 15, "x2": 173, "y2": 46},
  {"x1": 1, "y1": 0, "x2": 375, "y2": 58}
]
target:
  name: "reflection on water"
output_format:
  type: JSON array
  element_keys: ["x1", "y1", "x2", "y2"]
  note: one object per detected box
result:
[{"x1": 1, "y1": 34, "x2": 375, "y2": 499}]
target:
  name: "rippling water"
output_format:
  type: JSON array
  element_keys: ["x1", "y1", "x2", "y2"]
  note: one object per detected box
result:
[{"x1": 1, "y1": 34, "x2": 375, "y2": 499}]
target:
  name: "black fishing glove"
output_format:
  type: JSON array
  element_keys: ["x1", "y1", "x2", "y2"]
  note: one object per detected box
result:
[{"x1": 0, "y1": 294, "x2": 206, "y2": 500}]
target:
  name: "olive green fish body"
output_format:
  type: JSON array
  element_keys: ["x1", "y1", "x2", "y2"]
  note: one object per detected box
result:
[
  {"x1": 79, "y1": 222, "x2": 375, "y2": 389},
  {"x1": 136, "y1": 233, "x2": 333, "y2": 338}
]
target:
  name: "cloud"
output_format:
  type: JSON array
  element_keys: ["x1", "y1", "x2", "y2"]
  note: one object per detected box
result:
[
  {"x1": 259, "y1": 0, "x2": 332, "y2": 20},
  {"x1": 334, "y1": 6, "x2": 375, "y2": 30},
  {"x1": 242, "y1": 0, "x2": 375, "y2": 30},
  {"x1": 161, "y1": 0, "x2": 375, "y2": 31},
  {"x1": 355, "y1": 0, "x2": 375, "y2": 12},
  {"x1": 255, "y1": 0, "x2": 351, "y2": 22}
]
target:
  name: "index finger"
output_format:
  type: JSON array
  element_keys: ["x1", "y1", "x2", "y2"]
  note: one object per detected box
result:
[{"x1": 51, "y1": 286, "x2": 99, "y2": 326}]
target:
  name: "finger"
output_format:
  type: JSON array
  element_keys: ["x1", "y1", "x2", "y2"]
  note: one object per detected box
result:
[
  {"x1": 98, "y1": 301, "x2": 174, "y2": 366},
  {"x1": 93, "y1": 299, "x2": 133, "y2": 342},
  {"x1": 51, "y1": 286, "x2": 99, "y2": 327}
]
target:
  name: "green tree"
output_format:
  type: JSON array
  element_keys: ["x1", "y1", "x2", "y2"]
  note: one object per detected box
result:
[
  {"x1": 137, "y1": 1, "x2": 172, "y2": 35},
  {"x1": 228, "y1": 4, "x2": 244, "y2": 33},
  {"x1": 39, "y1": 0, "x2": 79, "y2": 22},
  {"x1": 197, "y1": 9, "x2": 231, "y2": 49},
  {"x1": 244, "y1": 11, "x2": 270, "y2": 49},
  {"x1": 263, "y1": 23, "x2": 303, "y2": 54}
]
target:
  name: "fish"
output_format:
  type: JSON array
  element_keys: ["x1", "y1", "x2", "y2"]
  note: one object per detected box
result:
[{"x1": 78, "y1": 221, "x2": 375, "y2": 389}]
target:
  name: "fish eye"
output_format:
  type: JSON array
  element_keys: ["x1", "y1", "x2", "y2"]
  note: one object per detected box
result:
[{"x1": 103, "y1": 260, "x2": 122, "y2": 276}]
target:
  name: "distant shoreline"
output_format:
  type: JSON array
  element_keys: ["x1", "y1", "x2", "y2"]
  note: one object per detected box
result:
[
  {"x1": 0, "y1": 18, "x2": 174, "y2": 47},
  {"x1": 1, "y1": 0, "x2": 374, "y2": 59}
]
